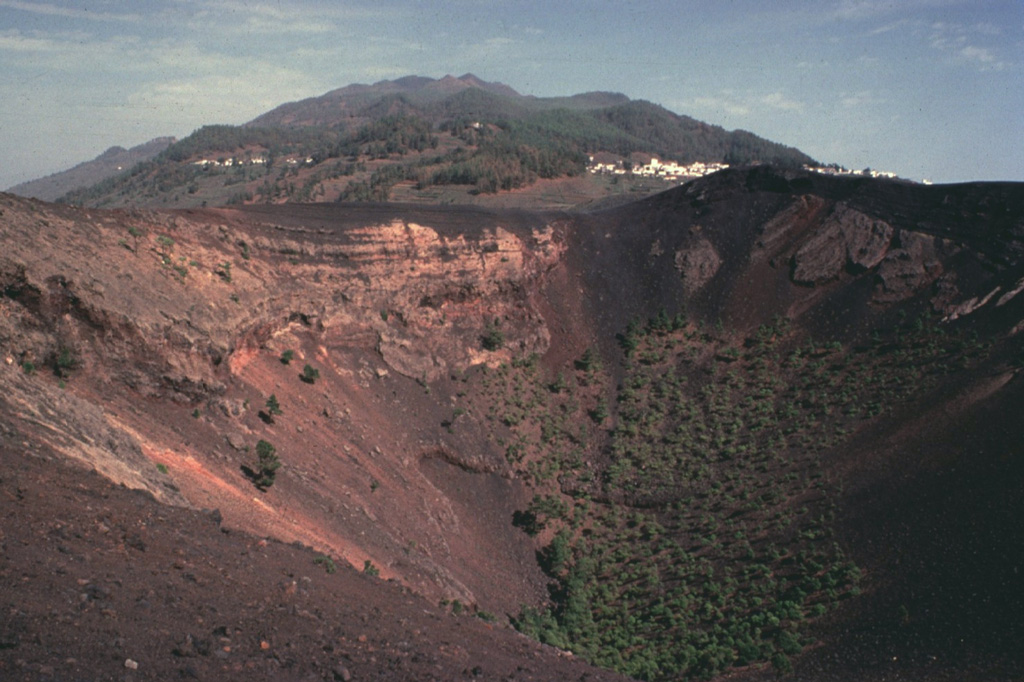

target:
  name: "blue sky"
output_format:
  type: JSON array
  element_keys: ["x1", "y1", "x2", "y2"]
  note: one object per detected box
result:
[{"x1": 1, "y1": 0, "x2": 1021, "y2": 190}]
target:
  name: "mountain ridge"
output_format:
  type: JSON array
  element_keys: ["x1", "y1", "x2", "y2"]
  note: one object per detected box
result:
[
  {"x1": 6, "y1": 136, "x2": 175, "y2": 201},
  {"x1": 14, "y1": 74, "x2": 815, "y2": 210}
]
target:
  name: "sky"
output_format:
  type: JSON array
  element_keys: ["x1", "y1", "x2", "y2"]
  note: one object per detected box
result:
[{"x1": 1, "y1": 0, "x2": 1021, "y2": 190}]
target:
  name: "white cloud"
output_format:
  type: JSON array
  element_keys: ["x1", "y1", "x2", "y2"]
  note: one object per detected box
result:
[
  {"x1": 761, "y1": 92, "x2": 804, "y2": 112},
  {"x1": 0, "y1": 28, "x2": 60, "y2": 51},
  {"x1": 825, "y1": 0, "x2": 966, "y2": 23},
  {"x1": 868, "y1": 20, "x2": 907, "y2": 36},
  {"x1": 680, "y1": 90, "x2": 806, "y2": 118},
  {"x1": 0, "y1": 0, "x2": 142, "y2": 22},
  {"x1": 929, "y1": 20, "x2": 1010, "y2": 70},
  {"x1": 482, "y1": 36, "x2": 515, "y2": 48},
  {"x1": 127, "y1": 71, "x2": 315, "y2": 123},
  {"x1": 688, "y1": 95, "x2": 750, "y2": 117},
  {"x1": 0, "y1": 28, "x2": 142, "y2": 75},
  {"x1": 184, "y1": 1, "x2": 338, "y2": 35},
  {"x1": 840, "y1": 90, "x2": 879, "y2": 108},
  {"x1": 169, "y1": 0, "x2": 404, "y2": 38},
  {"x1": 959, "y1": 45, "x2": 998, "y2": 64},
  {"x1": 828, "y1": 1, "x2": 896, "y2": 22}
]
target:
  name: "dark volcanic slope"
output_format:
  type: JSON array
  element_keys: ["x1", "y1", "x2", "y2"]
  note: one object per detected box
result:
[
  {"x1": 226, "y1": 200, "x2": 565, "y2": 240},
  {"x1": 571, "y1": 166, "x2": 1024, "y2": 338},
  {"x1": 559, "y1": 166, "x2": 1024, "y2": 680}
]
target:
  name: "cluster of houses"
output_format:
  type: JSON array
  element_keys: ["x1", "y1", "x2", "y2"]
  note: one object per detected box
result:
[
  {"x1": 191, "y1": 156, "x2": 315, "y2": 169},
  {"x1": 588, "y1": 155, "x2": 729, "y2": 182},
  {"x1": 586, "y1": 156, "x2": 924, "y2": 185},
  {"x1": 802, "y1": 165, "x2": 900, "y2": 180},
  {"x1": 804, "y1": 165, "x2": 937, "y2": 184}
]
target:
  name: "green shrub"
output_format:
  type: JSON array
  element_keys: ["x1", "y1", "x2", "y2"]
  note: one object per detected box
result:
[
  {"x1": 279, "y1": 349, "x2": 295, "y2": 364},
  {"x1": 771, "y1": 652, "x2": 793, "y2": 674},
  {"x1": 363, "y1": 559, "x2": 380, "y2": 576},
  {"x1": 54, "y1": 346, "x2": 78, "y2": 378},
  {"x1": 301, "y1": 364, "x2": 320, "y2": 384},
  {"x1": 575, "y1": 346, "x2": 602, "y2": 372},
  {"x1": 253, "y1": 439, "x2": 281, "y2": 489},
  {"x1": 314, "y1": 554, "x2": 337, "y2": 574},
  {"x1": 482, "y1": 319, "x2": 504, "y2": 351}
]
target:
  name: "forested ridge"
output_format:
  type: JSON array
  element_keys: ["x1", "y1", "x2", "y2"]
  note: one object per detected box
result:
[{"x1": 59, "y1": 79, "x2": 815, "y2": 208}]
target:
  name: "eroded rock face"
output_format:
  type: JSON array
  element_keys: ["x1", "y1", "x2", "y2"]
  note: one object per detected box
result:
[
  {"x1": 301, "y1": 219, "x2": 562, "y2": 381},
  {"x1": 0, "y1": 364, "x2": 188, "y2": 506},
  {"x1": 0, "y1": 193, "x2": 567, "y2": 613},
  {"x1": 753, "y1": 194, "x2": 828, "y2": 260},
  {"x1": 675, "y1": 237, "x2": 722, "y2": 293},
  {"x1": 0, "y1": 195, "x2": 563, "y2": 395},
  {"x1": 873, "y1": 230, "x2": 950, "y2": 303},
  {"x1": 242, "y1": 217, "x2": 564, "y2": 382},
  {"x1": 791, "y1": 203, "x2": 893, "y2": 284}
]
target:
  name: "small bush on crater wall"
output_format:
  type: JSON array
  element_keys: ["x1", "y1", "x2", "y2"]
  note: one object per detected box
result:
[
  {"x1": 54, "y1": 346, "x2": 78, "y2": 378},
  {"x1": 253, "y1": 439, "x2": 281, "y2": 489},
  {"x1": 482, "y1": 319, "x2": 504, "y2": 351},
  {"x1": 301, "y1": 364, "x2": 320, "y2": 384}
]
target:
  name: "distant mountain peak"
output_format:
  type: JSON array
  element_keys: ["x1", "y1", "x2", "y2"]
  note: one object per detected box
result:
[
  {"x1": 96, "y1": 146, "x2": 129, "y2": 160},
  {"x1": 419, "y1": 73, "x2": 521, "y2": 99}
]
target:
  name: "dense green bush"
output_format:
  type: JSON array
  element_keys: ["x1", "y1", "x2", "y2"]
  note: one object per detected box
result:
[
  {"x1": 301, "y1": 364, "x2": 320, "y2": 384},
  {"x1": 253, "y1": 439, "x2": 280, "y2": 489},
  {"x1": 481, "y1": 319, "x2": 505, "y2": 351}
]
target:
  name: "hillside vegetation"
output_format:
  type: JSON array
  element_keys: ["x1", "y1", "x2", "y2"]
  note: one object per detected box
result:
[
  {"x1": 57, "y1": 76, "x2": 813, "y2": 209},
  {"x1": 469, "y1": 309, "x2": 993, "y2": 680}
]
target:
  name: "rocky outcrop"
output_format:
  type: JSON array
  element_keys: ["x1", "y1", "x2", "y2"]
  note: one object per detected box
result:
[
  {"x1": 753, "y1": 194, "x2": 828, "y2": 260},
  {"x1": 0, "y1": 195, "x2": 564, "y2": 396},
  {"x1": 872, "y1": 229, "x2": 950, "y2": 303},
  {"x1": 783, "y1": 200, "x2": 968, "y2": 307},
  {"x1": 675, "y1": 236, "x2": 722, "y2": 293},
  {"x1": 791, "y1": 203, "x2": 893, "y2": 284},
  {"x1": 0, "y1": 361, "x2": 187, "y2": 506}
]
